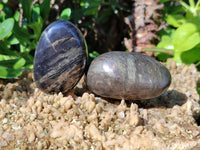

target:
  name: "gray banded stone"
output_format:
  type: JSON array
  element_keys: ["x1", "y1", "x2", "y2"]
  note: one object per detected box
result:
[{"x1": 87, "y1": 51, "x2": 171, "y2": 100}]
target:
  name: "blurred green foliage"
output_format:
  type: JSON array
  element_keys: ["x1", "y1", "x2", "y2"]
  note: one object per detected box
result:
[
  {"x1": 0, "y1": 0, "x2": 128, "y2": 78},
  {"x1": 0, "y1": 0, "x2": 51, "y2": 78},
  {"x1": 156, "y1": 0, "x2": 200, "y2": 66}
]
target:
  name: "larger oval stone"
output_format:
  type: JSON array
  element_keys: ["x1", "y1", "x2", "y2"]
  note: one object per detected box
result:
[
  {"x1": 87, "y1": 51, "x2": 171, "y2": 100},
  {"x1": 34, "y1": 20, "x2": 87, "y2": 94}
]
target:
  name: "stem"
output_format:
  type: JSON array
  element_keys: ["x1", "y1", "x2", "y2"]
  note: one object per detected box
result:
[
  {"x1": 180, "y1": 0, "x2": 197, "y2": 16},
  {"x1": 195, "y1": 61, "x2": 200, "y2": 67},
  {"x1": 189, "y1": 0, "x2": 195, "y2": 8},
  {"x1": 195, "y1": 0, "x2": 200, "y2": 9},
  {"x1": 179, "y1": 1, "x2": 190, "y2": 11},
  {"x1": 142, "y1": 47, "x2": 174, "y2": 56},
  {"x1": 173, "y1": 51, "x2": 182, "y2": 65}
]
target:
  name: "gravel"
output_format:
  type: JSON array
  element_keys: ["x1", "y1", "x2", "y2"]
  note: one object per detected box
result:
[{"x1": 0, "y1": 59, "x2": 200, "y2": 149}]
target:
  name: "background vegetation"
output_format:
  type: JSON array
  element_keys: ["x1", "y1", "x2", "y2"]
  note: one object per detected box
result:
[
  {"x1": 0, "y1": 0, "x2": 131, "y2": 78},
  {"x1": 156, "y1": 0, "x2": 200, "y2": 66}
]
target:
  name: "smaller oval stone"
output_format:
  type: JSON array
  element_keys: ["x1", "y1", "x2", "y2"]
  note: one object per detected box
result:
[
  {"x1": 34, "y1": 20, "x2": 87, "y2": 94},
  {"x1": 87, "y1": 51, "x2": 171, "y2": 100}
]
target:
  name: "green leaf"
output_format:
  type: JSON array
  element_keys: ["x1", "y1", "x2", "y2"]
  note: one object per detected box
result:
[
  {"x1": 83, "y1": 6, "x2": 99, "y2": 17},
  {"x1": 61, "y1": 8, "x2": 71, "y2": 20},
  {"x1": 96, "y1": 8, "x2": 113, "y2": 24},
  {"x1": 13, "y1": 57, "x2": 26, "y2": 69},
  {"x1": 157, "y1": 35, "x2": 174, "y2": 50},
  {"x1": 0, "y1": 57, "x2": 26, "y2": 78},
  {"x1": 197, "y1": 88, "x2": 200, "y2": 97},
  {"x1": 0, "y1": 18, "x2": 14, "y2": 40},
  {"x1": 89, "y1": 51, "x2": 100, "y2": 59},
  {"x1": 189, "y1": 17, "x2": 200, "y2": 26},
  {"x1": 12, "y1": 22, "x2": 32, "y2": 46},
  {"x1": 0, "y1": 66, "x2": 23, "y2": 79},
  {"x1": 0, "y1": 44, "x2": 19, "y2": 56},
  {"x1": 157, "y1": 53, "x2": 172, "y2": 61},
  {"x1": 0, "y1": 55, "x2": 17, "y2": 61},
  {"x1": 14, "y1": 11, "x2": 20, "y2": 22},
  {"x1": 186, "y1": 10, "x2": 195, "y2": 19},
  {"x1": 157, "y1": 27, "x2": 175, "y2": 38},
  {"x1": 40, "y1": 0, "x2": 50, "y2": 21},
  {"x1": 28, "y1": 16, "x2": 43, "y2": 41},
  {"x1": 0, "y1": 58, "x2": 25, "y2": 68},
  {"x1": 20, "y1": 51, "x2": 34, "y2": 65},
  {"x1": 24, "y1": 64, "x2": 33, "y2": 70},
  {"x1": 19, "y1": 44, "x2": 32, "y2": 53},
  {"x1": 4, "y1": 5, "x2": 13, "y2": 18},
  {"x1": 181, "y1": 46, "x2": 200, "y2": 65},
  {"x1": 21, "y1": 0, "x2": 33, "y2": 22},
  {"x1": 173, "y1": 23, "x2": 200, "y2": 52},
  {"x1": 166, "y1": 14, "x2": 186, "y2": 27},
  {"x1": 32, "y1": 4, "x2": 40, "y2": 23},
  {"x1": 7, "y1": 36, "x2": 19, "y2": 45},
  {"x1": 0, "y1": 4, "x2": 3, "y2": 11},
  {"x1": 80, "y1": 0, "x2": 101, "y2": 18}
]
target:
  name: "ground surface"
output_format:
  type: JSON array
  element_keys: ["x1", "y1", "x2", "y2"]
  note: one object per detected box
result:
[{"x1": 0, "y1": 59, "x2": 200, "y2": 150}]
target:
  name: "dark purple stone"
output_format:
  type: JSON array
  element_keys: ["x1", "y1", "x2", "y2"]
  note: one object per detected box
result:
[{"x1": 34, "y1": 20, "x2": 87, "y2": 94}]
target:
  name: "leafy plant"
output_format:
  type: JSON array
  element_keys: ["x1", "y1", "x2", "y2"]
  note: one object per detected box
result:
[
  {"x1": 69, "y1": 0, "x2": 127, "y2": 57},
  {"x1": 155, "y1": 0, "x2": 200, "y2": 65},
  {"x1": 0, "y1": 0, "x2": 51, "y2": 78},
  {"x1": 0, "y1": 0, "x2": 127, "y2": 79}
]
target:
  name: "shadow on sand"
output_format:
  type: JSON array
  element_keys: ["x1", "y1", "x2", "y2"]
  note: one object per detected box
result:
[{"x1": 98, "y1": 90, "x2": 187, "y2": 108}]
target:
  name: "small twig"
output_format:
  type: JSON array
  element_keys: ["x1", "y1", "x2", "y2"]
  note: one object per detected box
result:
[
  {"x1": 142, "y1": 47, "x2": 174, "y2": 56},
  {"x1": 19, "y1": 3, "x2": 23, "y2": 27},
  {"x1": 195, "y1": 61, "x2": 200, "y2": 67}
]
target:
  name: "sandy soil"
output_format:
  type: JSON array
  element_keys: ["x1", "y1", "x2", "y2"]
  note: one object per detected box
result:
[{"x1": 0, "y1": 59, "x2": 200, "y2": 150}]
